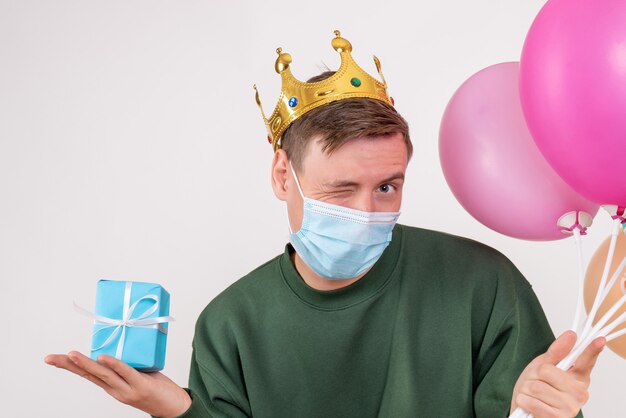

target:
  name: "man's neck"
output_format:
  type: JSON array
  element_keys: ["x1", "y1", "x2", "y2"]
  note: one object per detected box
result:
[{"x1": 290, "y1": 251, "x2": 366, "y2": 291}]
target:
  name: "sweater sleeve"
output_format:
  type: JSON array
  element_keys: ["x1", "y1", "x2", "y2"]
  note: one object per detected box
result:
[
  {"x1": 170, "y1": 350, "x2": 249, "y2": 418},
  {"x1": 170, "y1": 296, "x2": 252, "y2": 418},
  {"x1": 472, "y1": 277, "x2": 583, "y2": 418}
]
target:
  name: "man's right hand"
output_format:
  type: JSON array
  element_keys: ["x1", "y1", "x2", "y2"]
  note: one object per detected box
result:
[{"x1": 45, "y1": 351, "x2": 192, "y2": 418}]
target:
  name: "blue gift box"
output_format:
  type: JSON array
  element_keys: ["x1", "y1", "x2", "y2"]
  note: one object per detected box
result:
[{"x1": 90, "y1": 280, "x2": 171, "y2": 372}]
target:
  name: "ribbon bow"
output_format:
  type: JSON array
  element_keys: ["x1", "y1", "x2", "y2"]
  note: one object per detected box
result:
[{"x1": 75, "y1": 281, "x2": 174, "y2": 360}]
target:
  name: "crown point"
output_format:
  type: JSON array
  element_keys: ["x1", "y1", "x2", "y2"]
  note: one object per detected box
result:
[
  {"x1": 276, "y1": 47, "x2": 282, "y2": 55},
  {"x1": 373, "y1": 55, "x2": 382, "y2": 73},
  {"x1": 274, "y1": 50, "x2": 292, "y2": 74},
  {"x1": 254, "y1": 85, "x2": 261, "y2": 106},
  {"x1": 331, "y1": 32, "x2": 352, "y2": 53}
]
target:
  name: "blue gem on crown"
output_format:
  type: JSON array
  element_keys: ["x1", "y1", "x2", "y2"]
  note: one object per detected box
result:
[{"x1": 288, "y1": 97, "x2": 298, "y2": 108}]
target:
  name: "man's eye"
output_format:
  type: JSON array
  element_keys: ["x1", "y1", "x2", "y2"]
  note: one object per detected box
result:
[{"x1": 379, "y1": 184, "x2": 395, "y2": 193}]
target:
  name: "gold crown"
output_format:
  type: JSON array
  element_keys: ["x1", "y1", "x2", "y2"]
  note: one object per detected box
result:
[{"x1": 254, "y1": 30, "x2": 395, "y2": 151}]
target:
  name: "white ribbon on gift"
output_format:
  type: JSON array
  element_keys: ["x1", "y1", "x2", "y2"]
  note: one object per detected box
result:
[{"x1": 74, "y1": 281, "x2": 174, "y2": 360}]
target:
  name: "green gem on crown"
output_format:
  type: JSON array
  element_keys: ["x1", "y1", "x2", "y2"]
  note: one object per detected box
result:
[{"x1": 350, "y1": 77, "x2": 362, "y2": 87}]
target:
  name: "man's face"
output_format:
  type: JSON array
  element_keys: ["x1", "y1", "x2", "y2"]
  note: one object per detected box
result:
[{"x1": 277, "y1": 132, "x2": 408, "y2": 233}]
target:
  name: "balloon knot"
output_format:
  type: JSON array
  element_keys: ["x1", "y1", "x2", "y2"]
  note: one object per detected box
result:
[{"x1": 611, "y1": 206, "x2": 626, "y2": 224}]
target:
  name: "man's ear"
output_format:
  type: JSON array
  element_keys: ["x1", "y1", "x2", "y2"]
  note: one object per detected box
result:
[{"x1": 271, "y1": 149, "x2": 290, "y2": 201}]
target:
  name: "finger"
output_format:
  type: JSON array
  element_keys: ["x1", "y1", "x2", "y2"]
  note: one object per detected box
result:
[
  {"x1": 46, "y1": 354, "x2": 97, "y2": 379},
  {"x1": 542, "y1": 331, "x2": 578, "y2": 365},
  {"x1": 67, "y1": 351, "x2": 130, "y2": 391},
  {"x1": 569, "y1": 336, "x2": 605, "y2": 384},
  {"x1": 520, "y1": 378, "x2": 567, "y2": 410},
  {"x1": 96, "y1": 355, "x2": 144, "y2": 388},
  {"x1": 45, "y1": 354, "x2": 67, "y2": 367},
  {"x1": 536, "y1": 363, "x2": 589, "y2": 406},
  {"x1": 517, "y1": 390, "x2": 581, "y2": 418},
  {"x1": 515, "y1": 392, "x2": 561, "y2": 418},
  {"x1": 45, "y1": 354, "x2": 109, "y2": 389}
]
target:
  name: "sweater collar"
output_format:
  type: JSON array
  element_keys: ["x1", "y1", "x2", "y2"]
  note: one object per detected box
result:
[{"x1": 279, "y1": 224, "x2": 403, "y2": 310}]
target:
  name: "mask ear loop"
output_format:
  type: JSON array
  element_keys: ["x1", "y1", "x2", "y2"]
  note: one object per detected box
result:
[
  {"x1": 289, "y1": 161, "x2": 306, "y2": 200},
  {"x1": 287, "y1": 160, "x2": 306, "y2": 234}
]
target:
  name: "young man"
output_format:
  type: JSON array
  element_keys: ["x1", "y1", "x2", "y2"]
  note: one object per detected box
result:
[{"x1": 46, "y1": 31, "x2": 604, "y2": 418}]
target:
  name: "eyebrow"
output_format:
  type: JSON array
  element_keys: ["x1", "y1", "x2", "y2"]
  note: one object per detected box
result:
[{"x1": 324, "y1": 172, "x2": 405, "y2": 189}]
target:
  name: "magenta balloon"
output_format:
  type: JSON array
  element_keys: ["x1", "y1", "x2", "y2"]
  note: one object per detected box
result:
[
  {"x1": 520, "y1": 0, "x2": 626, "y2": 206},
  {"x1": 439, "y1": 62, "x2": 599, "y2": 241}
]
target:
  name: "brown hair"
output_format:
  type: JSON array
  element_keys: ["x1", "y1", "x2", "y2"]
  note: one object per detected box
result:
[{"x1": 280, "y1": 71, "x2": 412, "y2": 172}]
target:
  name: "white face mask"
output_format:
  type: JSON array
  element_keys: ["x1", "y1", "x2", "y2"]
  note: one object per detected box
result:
[{"x1": 288, "y1": 162, "x2": 401, "y2": 280}]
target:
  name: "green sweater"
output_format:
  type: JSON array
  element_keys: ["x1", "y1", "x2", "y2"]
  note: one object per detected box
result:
[{"x1": 177, "y1": 224, "x2": 563, "y2": 418}]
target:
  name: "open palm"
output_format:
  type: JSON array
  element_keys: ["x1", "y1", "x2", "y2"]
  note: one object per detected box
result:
[{"x1": 45, "y1": 351, "x2": 191, "y2": 418}]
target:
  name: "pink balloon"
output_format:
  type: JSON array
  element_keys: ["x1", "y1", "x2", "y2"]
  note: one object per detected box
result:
[
  {"x1": 439, "y1": 62, "x2": 599, "y2": 241},
  {"x1": 520, "y1": 0, "x2": 626, "y2": 206}
]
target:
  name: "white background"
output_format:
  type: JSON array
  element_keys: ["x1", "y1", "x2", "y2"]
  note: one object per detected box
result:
[{"x1": 1, "y1": 0, "x2": 624, "y2": 416}]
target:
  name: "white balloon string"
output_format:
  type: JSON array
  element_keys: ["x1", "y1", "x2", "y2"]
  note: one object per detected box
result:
[
  {"x1": 599, "y1": 311, "x2": 626, "y2": 340},
  {"x1": 564, "y1": 256, "x2": 626, "y2": 363},
  {"x1": 558, "y1": 296, "x2": 626, "y2": 372},
  {"x1": 606, "y1": 326, "x2": 626, "y2": 342},
  {"x1": 509, "y1": 407, "x2": 530, "y2": 418},
  {"x1": 598, "y1": 257, "x2": 626, "y2": 303},
  {"x1": 571, "y1": 228, "x2": 585, "y2": 334},
  {"x1": 508, "y1": 408, "x2": 522, "y2": 418},
  {"x1": 580, "y1": 219, "x2": 622, "y2": 339}
]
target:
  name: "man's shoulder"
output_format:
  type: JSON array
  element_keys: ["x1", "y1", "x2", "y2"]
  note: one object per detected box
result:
[
  {"x1": 398, "y1": 223, "x2": 511, "y2": 260},
  {"x1": 396, "y1": 223, "x2": 532, "y2": 290},
  {"x1": 396, "y1": 225, "x2": 543, "y2": 328}
]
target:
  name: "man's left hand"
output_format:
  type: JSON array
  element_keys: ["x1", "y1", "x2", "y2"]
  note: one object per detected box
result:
[{"x1": 510, "y1": 330, "x2": 605, "y2": 418}]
